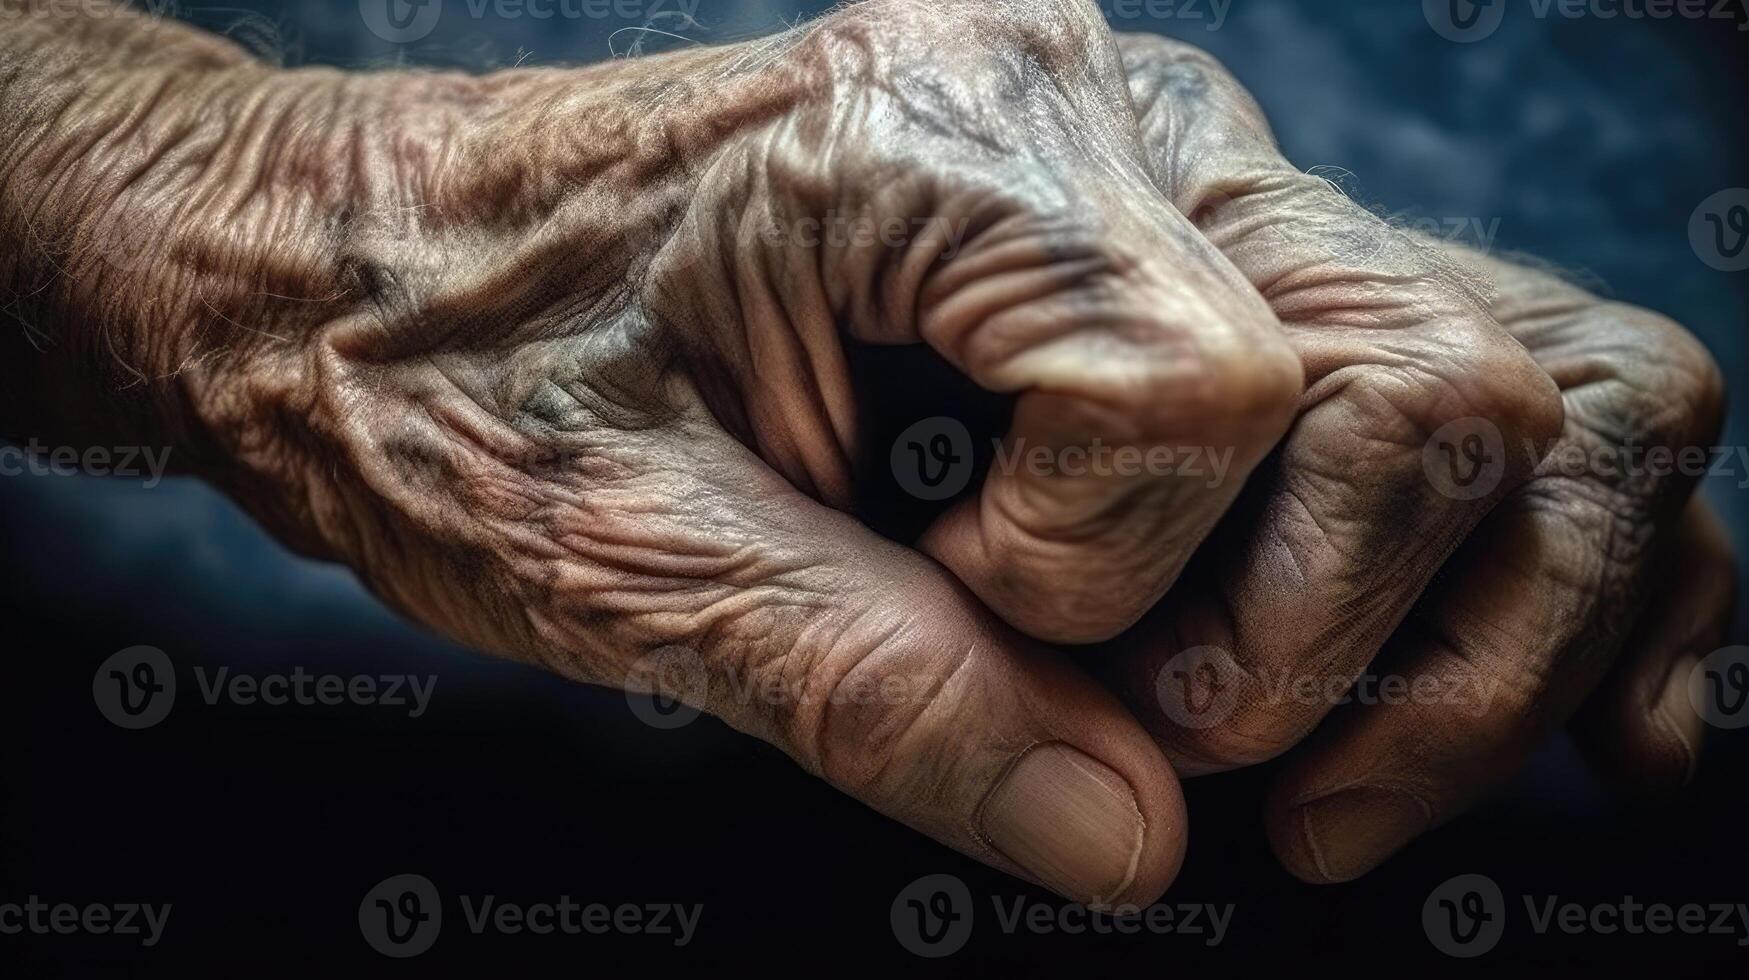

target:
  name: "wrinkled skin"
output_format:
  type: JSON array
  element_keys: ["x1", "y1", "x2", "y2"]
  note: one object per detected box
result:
[
  {"x1": 1105, "y1": 36, "x2": 1735, "y2": 881},
  {"x1": 0, "y1": 0, "x2": 1733, "y2": 904}
]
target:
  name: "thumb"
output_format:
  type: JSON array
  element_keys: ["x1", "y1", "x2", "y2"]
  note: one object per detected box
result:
[
  {"x1": 303, "y1": 282, "x2": 1188, "y2": 905},
  {"x1": 613, "y1": 421, "x2": 1188, "y2": 907}
]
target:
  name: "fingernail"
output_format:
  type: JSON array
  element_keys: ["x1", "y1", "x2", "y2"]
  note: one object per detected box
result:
[
  {"x1": 1294, "y1": 785, "x2": 1432, "y2": 883},
  {"x1": 980, "y1": 743, "x2": 1144, "y2": 906},
  {"x1": 1654, "y1": 654, "x2": 1704, "y2": 785}
]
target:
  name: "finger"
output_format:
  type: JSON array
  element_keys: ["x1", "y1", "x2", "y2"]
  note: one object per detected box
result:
[
  {"x1": 876, "y1": 10, "x2": 1304, "y2": 645},
  {"x1": 335, "y1": 354, "x2": 1190, "y2": 906},
  {"x1": 1260, "y1": 255, "x2": 1728, "y2": 883},
  {"x1": 527, "y1": 6, "x2": 1213, "y2": 899},
  {"x1": 595, "y1": 418, "x2": 1191, "y2": 907},
  {"x1": 1572, "y1": 498, "x2": 1737, "y2": 796},
  {"x1": 907, "y1": 183, "x2": 1302, "y2": 645},
  {"x1": 653, "y1": 5, "x2": 1303, "y2": 646},
  {"x1": 1105, "y1": 34, "x2": 1563, "y2": 769}
]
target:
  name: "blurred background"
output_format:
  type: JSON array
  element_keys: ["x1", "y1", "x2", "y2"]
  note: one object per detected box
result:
[{"x1": 3, "y1": 0, "x2": 1746, "y2": 973}]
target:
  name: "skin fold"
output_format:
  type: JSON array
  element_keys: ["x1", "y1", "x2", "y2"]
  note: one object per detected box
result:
[
  {"x1": 1105, "y1": 35, "x2": 1734, "y2": 880},
  {"x1": 0, "y1": 0, "x2": 1735, "y2": 904}
]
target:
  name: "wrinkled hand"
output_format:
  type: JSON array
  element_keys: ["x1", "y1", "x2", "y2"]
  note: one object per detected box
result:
[
  {"x1": 1100, "y1": 34, "x2": 1736, "y2": 882},
  {"x1": 6, "y1": 0, "x2": 1734, "y2": 906},
  {"x1": 110, "y1": 0, "x2": 1324, "y2": 906}
]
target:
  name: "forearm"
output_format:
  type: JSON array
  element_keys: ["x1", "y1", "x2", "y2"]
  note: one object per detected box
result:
[
  {"x1": 0, "y1": 2, "x2": 740, "y2": 474},
  {"x1": 0, "y1": 1, "x2": 767, "y2": 580},
  {"x1": 0, "y1": 1, "x2": 483, "y2": 468}
]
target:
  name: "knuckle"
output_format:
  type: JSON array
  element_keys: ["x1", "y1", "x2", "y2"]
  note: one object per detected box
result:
[
  {"x1": 1115, "y1": 30, "x2": 1203, "y2": 69},
  {"x1": 929, "y1": 214, "x2": 1303, "y2": 447},
  {"x1": 967, "y1": 0, "x2": 1109, "y2": 61},
  {"x1": 1053, "y1": 321, "x2": 1304, "y2": 447},
  {"x1": 1177, "y1": 706, "x2": 1316, "y2": 769},
  {"x1": 808, "y1": 603, "x2": 975, "y2": 795},
  {"x1": 1431, "y1": 321, "x2": 1566, "y2": 447},
  {"x1": 787, "y1": 1, "x2": 1132, "y2": 185},
  {"x1": 1116, "y1": 31, "x2": 1240, "y2": 95},
  {"x1": 1429, "y1": 640, "x2": 1549, "y2": 742},
  {"x1": 1177, "y1": 335, "x2": 1306, "y2": 441},
  {"x1": 813, "y1": 0, "x2": 1105, "y2": 75},
  {"x1": 1332, "y1": 320, "x2": 1561, "y2": 468},
  {"x1": 1141, "y1": 648, "x2": 1325, "y2": 770},
  {"x1": 1113, "y1": 30, "x2": 1276, "y2": 196},
  {"x1": 969, "y1": 537, "x2": 1152, "y2": 643},
  {"x1": 1597, "y1": 304, "x2": 1727, "y2": 447}
]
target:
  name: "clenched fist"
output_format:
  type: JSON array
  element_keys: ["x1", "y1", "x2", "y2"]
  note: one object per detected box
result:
[{"x1": 0, "y1": 0, "x2": 1733, "y2": 907}]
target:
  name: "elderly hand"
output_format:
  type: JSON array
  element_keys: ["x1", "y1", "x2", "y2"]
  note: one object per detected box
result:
[
  {"x1": 1102, "y1": 33, "x2": 1735, "y2": 882},
  {"x1": 0, "y1": 0, "x2": 1732, "y2": 906},
  {"x1": 5, "y1": 0, "x2": 1317, "y2": 907}
]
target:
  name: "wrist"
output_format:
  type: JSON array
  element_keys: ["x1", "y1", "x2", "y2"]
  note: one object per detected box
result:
[
  {"x1": 0, "y1": 5, "x2": 712, "y2": 564},
  {"x1": 0, "y1": 52, "x2": 486, "y2": 479}
]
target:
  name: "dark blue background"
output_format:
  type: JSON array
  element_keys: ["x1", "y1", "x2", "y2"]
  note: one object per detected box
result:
[{"x1": 3, "y1": 0, "x2": 1746, "y2": 973}]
